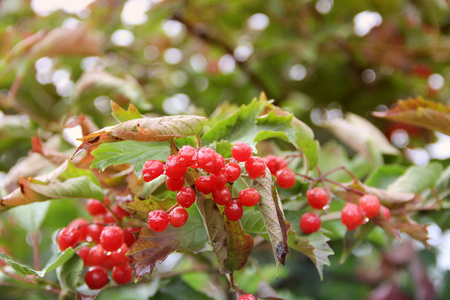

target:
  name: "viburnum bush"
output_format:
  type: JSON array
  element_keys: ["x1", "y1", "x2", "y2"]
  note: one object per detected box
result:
[{"x1": 0, "y1": 93, "x2": 448, "y2": 300}]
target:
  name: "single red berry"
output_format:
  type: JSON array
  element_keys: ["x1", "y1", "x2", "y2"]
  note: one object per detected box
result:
[
  {"x1": 197, "y1": 147, "x2": 217, "y2": 173},
  {"x1": 169, "y1": 207, "x2": 189, "y2": 228},
  {"x1": 341, "y1": 203, "x2": 364, "y2": 231},
  {"x1": 195, "y1": 176, "x2": 215, "y2": 194},
  {"x1": 359, "y1": 194, "x2": 380, "y2": 218},
  {"x1": 166, "y1": 176, "x2": 185, "y2": 191},
  {"x1": 232, "y1": 142, "x2": 252, "y2": 162},
  {"x1": 306, "y1": 187, "x2": 328, "y2": 209},
  {"x1": 245, "y1": 156, "x2": 266, "y2": 179},
  {"x1": 165, "y1": 155, "x2": 187, "y2": 178},
  {"x1": 109, "y1": 243, "x2": 130, "y2": 266},
  {"x1": 380, "y1": 205, "x2": 390, "y2": 220},
  {"x1": 210, "y1": 153, "x2": 226, "y2": 175},
  {"x1": 113, "y1": 205, "x2": 130, "y2": 220},
  {"x1": 86, "y1": 199, "x2": 107, "y2": 216},
  {"x1": 100, "y1": 226, "x2": 124, "y2": 252},
  {"x1": 112, "y1": 264, "x2": 133, "y2": 285},
  {"x1": 176, "y1": 186, "x2": 196, "y2": 208},
  {"x1": 103, "y1": 212, "x2": 115, "y2": 224},
  {"x1": 276, "y1": 168, "x2": 296, "y2": 189},
  {"x1": 177, "y1": 145, "x2": 197, "y2": 167},
  {"x1": 143, "y1": 159, "x2": 164, "y2": 182},
  {"x1": 300, "y1": 213, "x2": 321, "y2": 234},
  {"x1": 225, "y1": 200, "x2": 243, "y2": 221},
  {"x1": 87, "y1": 244, "x2": 108, "y2": 266},
  {"x1": 239, "y1": 188, "x2": 260, "y2": 207},
  {"x1": 87, "y1": 224, "x2": 104, "y2": 243},
  {"x1": 238, "y1": 294, "x2": 256, "y2": 300},
  {"x1": 57, "y1": 226, "x2": 81, "y2": 251},
  {"x1": 264, "y1": 155, "x2": 288, "y2": 175},
  {"x1": 212, "y1": 186, "x2": 232, "y2": 205},
  {"x1": 85, "y1": 266, "x2": 110, "y2": 290},
  {"x1": 225, "y1": 161, "x2": 241, "y2": 182},
  {"x1": 123, "y1": 227, "x2": 140, "y2": 248},
  {"x1": 211, "y1": 172, "x2": 228, "y2": 186},
  {"x1": 76, "y1": 246, "x2": 90, "y2": 266},
  {"x1": 68, "y1": 218, "x2": 88, "y2": 241},
  {"x1": 148, "y1": 210, "x2": 169, "y2": 232}
]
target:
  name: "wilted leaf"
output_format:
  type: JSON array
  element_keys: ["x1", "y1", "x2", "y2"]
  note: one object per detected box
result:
[
  {"x1": 321, "y1": 113, "x2": 400, "y2": 160},
  {"x1": 111, "y1": 101, "x2": 143, "y2": 122},
  {"x1": 394, "y1": 215, "x2": 429, "y2": 248},
  {"x1": 74, "y1": 115, "x2": 207, "y2": 157},
  {"x1": 91, "y1": 140, "x2": 170, "y2": 178},
  {"x1": 373, "y1": 97, "x2": 450, "y2": 135},
  {"x1": 287, "y1": 231, "x2": 333, "y2": 280},
  {"x1": 224, "y1": 218, "x2": 254, "y2": 271},
  {"x1": 120, "y1": 196, "x2": 177, "y2": 223},
  {"x1": 388, "y1": 162, "x2": 443, "y2": 194}
]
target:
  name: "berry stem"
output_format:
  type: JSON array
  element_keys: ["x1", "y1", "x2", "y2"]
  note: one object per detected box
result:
[
  {"x1": 32, "y1": 232, "x2": 40, "y2": 270},
  {"x1": 104, "y1": 204, "x2": 122, "y2": 225},
  {"x1": 322, "y1": 178, "x2": 365, "y2": 196},
  {"x1": 166, "y1": 203, "x2": 180, "y2": 214}
]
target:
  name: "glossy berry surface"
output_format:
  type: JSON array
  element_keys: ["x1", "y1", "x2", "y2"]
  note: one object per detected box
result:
[
  {"x1": 148, "y1": 210, "x2": 169, "y2": 232},
  {"x1": 212, "y1": 186, "x2": 232, "y2": 205},
  {"x1": 225, "y1": 200, "x2": 243, "y2": 221},
  {"x1": 195, "y1": 176, "x2": 215, "y2": 194},
  {"x1": 231, "y1": 142, "x2": 252, "y2": 162},
  {"x1": 165, "y1": 155, "x2": 187, "y2": 178},
  {"x1": 142, "y1": 159, "x2": 164, "y2": 182},
  {"x1": 359, "y1": 194, "x2": 380, "y2": 218},
  {"x1": 300, "y1": 213, "x2": 321, "y2": 234},
  {"x1": 87, "y1": 244, "x2": 108, "y2": 266},
  {"x1": 57, "y1": 226, "x2": 81, "y2": 251},
  {"x1": 341, "y1": 203, "x2": 364, "y2": 231},
  {"x1": 87, "y1": 224, "x2": 104, "y2": 243},
  {"x1": 109, "y1": 244, "x2": 130, "y2": 266},
  {"x1": 123, "y1": 227, "x2": 139, "y2": 248},
  {"x1": 85, "y1": 266, "x2": 110, "y2": 290},
  {"x1": 169, "y1": 207, "x2": 189, "y2": 228},
  {"x1": 165, "y1": 176, "x2": 185, "y2": 191},
  {"x1": 238, "y1": 188, "x2": 260, "y2": 207},
  {"x1": 306, "y1": 187, "x2": 328, "y2": 209},
  {"x1": 238, "y1": 294, "x2": 256, "y2": 300},
  {"x1": 264, "y1": 155, "x2": 288, "y2": 175},
  {"x1": 176, "y1": 186, "x2": 196, "y2": 208},
  {"x1": 177, "y1": 145, "x2": 196, "y2": 167},
  {"x1": 245, "y1": 156, "x2": 266, "y2": 179},
  {"x1": 68, "y1": 218, "x2": 88, "y2": 241},
  {"x1": 100, "y1": 226, "x2": 124, "y2": 252},
  {"x1": 276, "y1": 168, "x2": 296, "y2": 189},
  {"x1": 225, "y1": 161, "x2": 241, "y2": 182},
  {"x1": 86, "y1": 199, "x2": 107, "y2": 216},
  {"x1": 380, "y1": 205, "x2": 390, "y2": 220},
  {"x1": 197, "y1": 147, "x2": 217, "y2": 173},
  {"x1": 76, "y1": 246, "x2": 90, "y2": 266},
  {"x1": 112, "y1": 264, "x2": 133, "y2": 285}
]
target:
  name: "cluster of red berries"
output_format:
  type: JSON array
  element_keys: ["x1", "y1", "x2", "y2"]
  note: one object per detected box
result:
[
  {"x1": 263, "y1": 155, "x2": 296, "y2": 189},
  {"x1": 57, "y1": 198, "x2": 140, "y2": 290},
  {"x1": 299, "y1": 187, "x2": 391, "y2": 234}
]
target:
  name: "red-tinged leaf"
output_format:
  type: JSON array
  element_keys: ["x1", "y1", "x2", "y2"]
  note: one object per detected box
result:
[
  {"x1": 196, "y1": 194, "x2": 229, "y2": 274},
  {"x1": 31, "y1": 136, "x2": 70, "y2": 166},
  {"x1": 394, "y1": 216, "x2": 429, "y2": 248},
  {"x1": 111, "y1": 101, "x2": 143, "y2": 122},
  {"x1": 73, "y1": 115, "x2": 207, "y2": 157},
  {"x1": 119, "y1": 196, "x2": 177, "y2": 223},
  {"x1": 373, "y1": 97, "x2": 450, "y2": 135},
  {"x1": 287, "y1": 231, "x2": 333, "y2": 280},
  {"x1": 224, "y1": 218, "x2": 254, "y2": 271}
]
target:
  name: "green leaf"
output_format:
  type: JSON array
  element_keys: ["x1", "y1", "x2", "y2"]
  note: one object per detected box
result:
[
  {"x1": 224, "y1": 218, "x2": 254, "y2": 271},
  {"x1": 91, "y1": 141, "x2": 170, "y2": 178},
  {"x1": 0, "y1": 253, "x2": 40, "y2": 276},
  {"x1": 425, "y1": 165, "x2": 450, "y2": 202},
  {"x1": 111, "y1": 101, "x2": 143, "y2": 122},
  {"x1": 57, "y1": 255, "x2": 84, "y2": 292},
  {"x1": 388, "y1": 162, "x2": 443, "y2": 194},
  {"x1": 9, "y1": 200, "x2": 51, "y2": 232},
  {"x1": 365, "y1": 165, "x2": 406, "y2": 189}
]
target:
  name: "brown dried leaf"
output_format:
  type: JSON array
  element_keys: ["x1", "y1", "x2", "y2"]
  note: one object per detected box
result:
[
  {"x1": 224, "y1": 218, "x2": 254, "y2": 271},
  {"x1": 373, "y1": 97, "x2": 450, "y2": 135}
]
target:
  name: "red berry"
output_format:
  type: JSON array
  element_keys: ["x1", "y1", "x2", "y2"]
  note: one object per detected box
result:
[
  {"x1": 177, "y1": 145, "x2": 197, "y2": 167},
  {"x1": 264, "y1": 155, "x2": 288, "y2": 175},
  {"x1": 103, "y1": 212, "x2": 115, "y2": 223},
  {"x1": 225, "y1": 200, "x2": 243, "y2": 221},
  {"x1": 210, "y1": 153, "x2": 226, "y2": 175},
  {"x1": 195, "y1": 176, "x2": 215, "y2": 194},
  {"x1": 88, "y1": 244, "x2": 108, "y2": 266},
  {"x1": 112, "y1": 264, "x2": 133, "y2": 285},
  {"x1": 87, "y1": 224, "x2": 104, "y2": 243},
  {"x1": 169, "y1": 207, "x2": 189, "y2": 228},
  {"x1": 197, "y1": 147, "x2": 217, "y2": 173},
  {"x1": 76, "y1": 246, "x2": 90, "y2": 266},
  {"x1": 212, "y1": 186, "x2": 232, "y2": 205},
  {"x1": 148, "y1": 210, "x2": 169, "y2": 232},
  {"x1": 57, "y1": 226, "x2": 80, "y2": 251},
  {"x1": 238, "y1": 294, "x2": 256, "y2": 300},
  {"x1": 123, "y1": 227, "x2": 140, "y2": 248},
  {"x1": 359, "y1": 194, "x2": 380, "y2": 218},
  {"x1": 238, "y1": 188, "x2": 260, "y2": 207},
  {"x1": 100, "y1": 226, "x2": 124, "y2": 252},
  {"x1": 85, "y1": 266, "x2": 109, "y2": 290},
  {"x1": 143, "y1": 159, "x2": 164, "y2": 182},
  {"x1": 225, "y1": 161, "x2": 241, "y2": 182},
  {"x1": 68, "y1": 218, "x2": 88, "y2": 241},
  {"x1": 165, "y1": 155, "x2": 187, "y2": 178},
  {"x1": 245, "y1": 156, "x2": 266, "y2": 179},
  {"x1": 113, "y1": 205, "x2": 130, "y2": 220},
  {"x1": 211, "y1": 172, "x2": 228, "y2": 186},
  {"x1": 232, "y1": 142, "x2": 252, "y2": 162},
  {"x1": 109, "y1": 243, "x2": 130, "y2": 266},
  {"x1": 380, "y1": 205, "x2": 390, "y2": 220},
  {"x1": 276, "y1": 168, "x2": 296, "y2": 189},
  {"x1": 86, "y1": 199, "x2": 107, "y2": 216},
  {"x1": 306, "y1": 187, "x2": 328, "y2": 209},
  {"x1": 341, "y1": 203, "x2": 364, "y2": 231},
  {"x1": 300, "y1": 213, "x2": 321, "y2": 234},
  {"x1": 166, "y1": 176, "x2": 185, "y2": 191},
  {"x1": 176, "y1": 186, "x2": 196, "y2": 208}
]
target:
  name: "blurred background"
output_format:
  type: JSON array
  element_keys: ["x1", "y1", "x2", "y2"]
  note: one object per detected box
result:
[{"x1": 0, "y1": 0, "x2": 449, "y2": 299}]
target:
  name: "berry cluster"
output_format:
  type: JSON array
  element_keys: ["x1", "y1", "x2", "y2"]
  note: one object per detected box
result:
[
  {"x1": 143, "y1": 143, "x2": 294, "y2": 228},
  {"x1": 57, "y1": 197, "x2": 140, "y2": 290}
]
